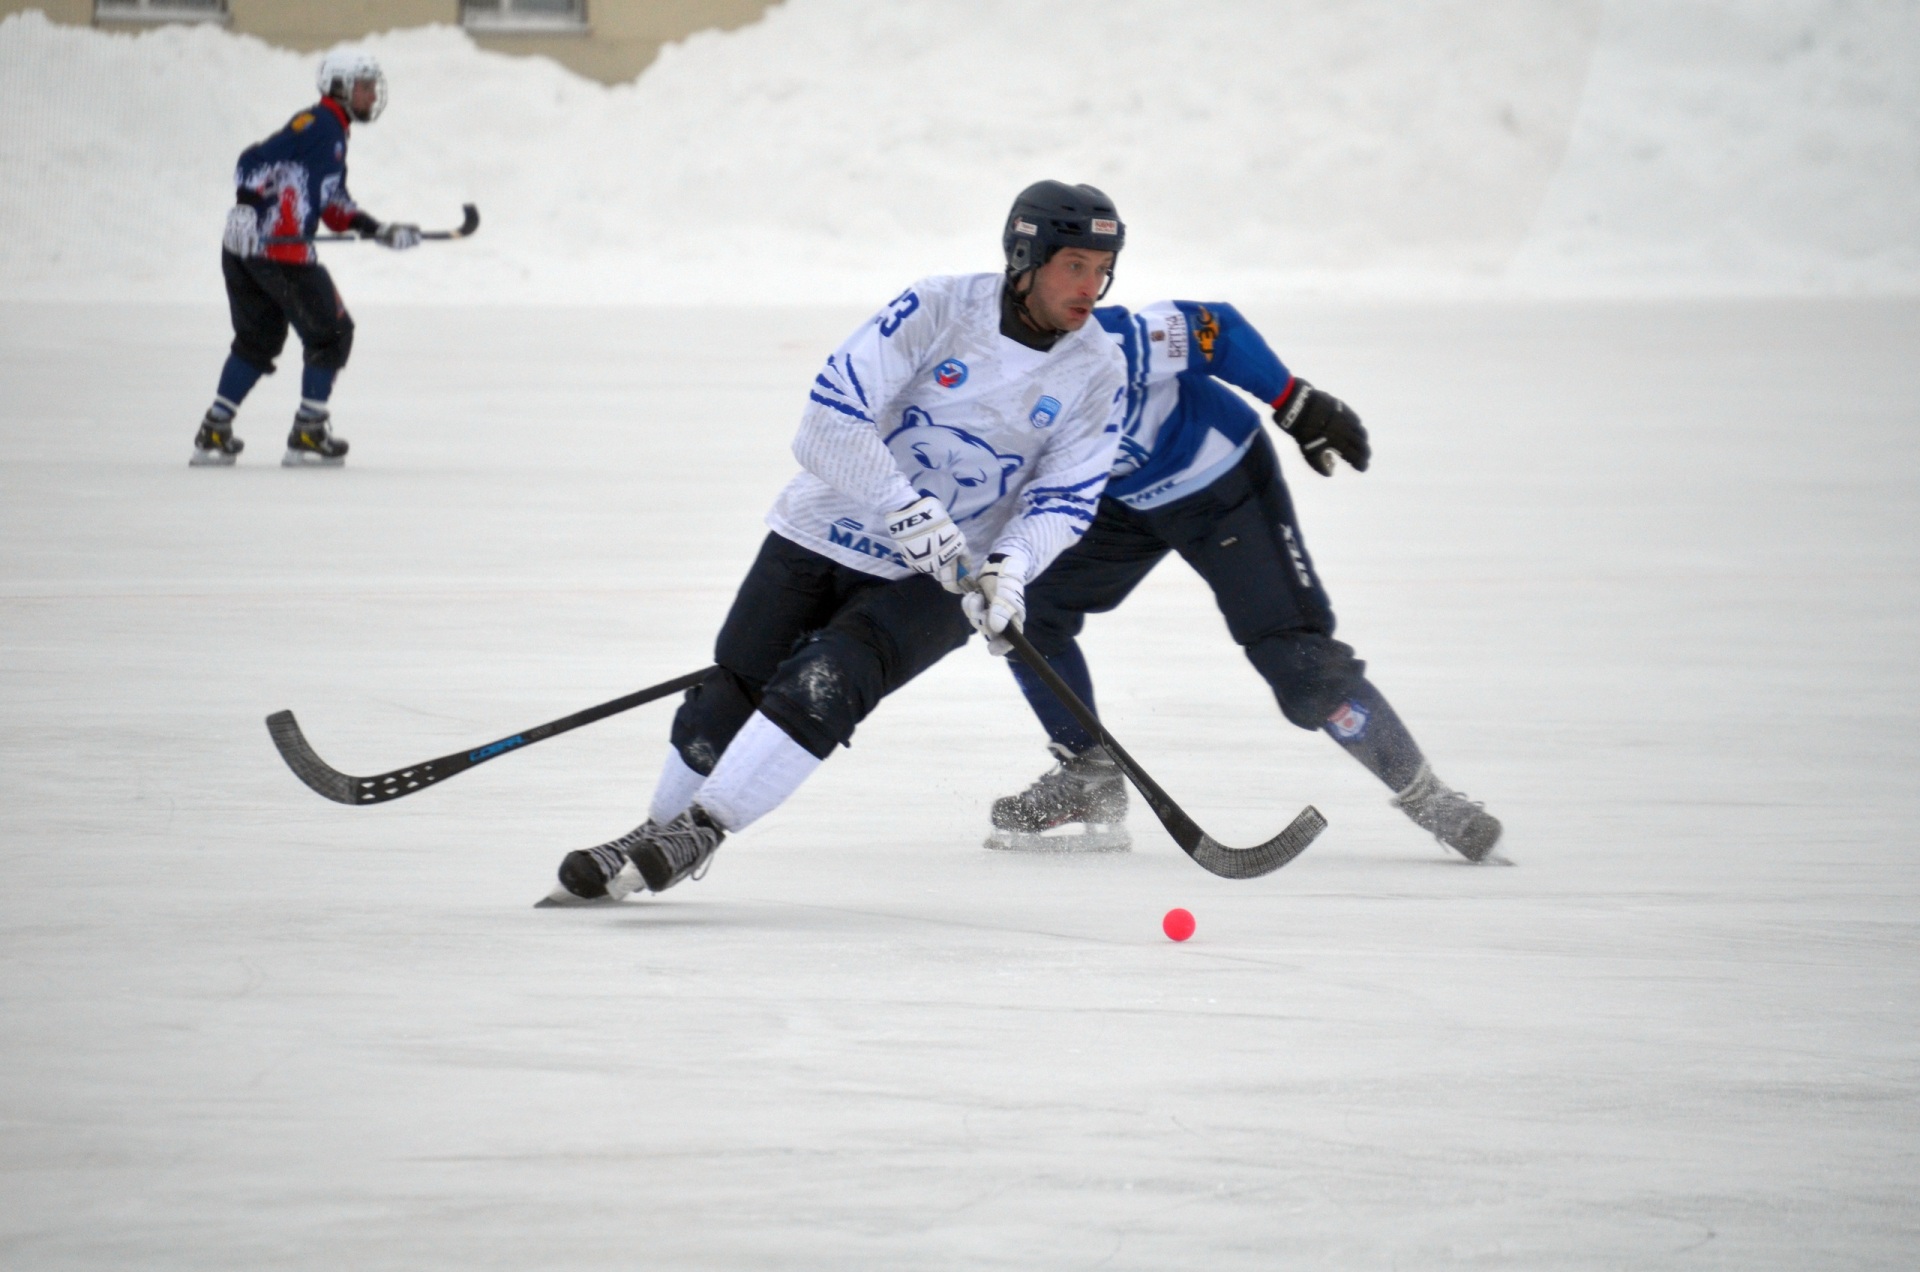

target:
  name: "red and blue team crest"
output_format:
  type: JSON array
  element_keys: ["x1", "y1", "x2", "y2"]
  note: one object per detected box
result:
[
  {"x1": 935, "y1": 358, "x2": 968, "y2": 388},
  {"x1": 1326, "y1": 699, "x2": 1370, "y2": 740}
]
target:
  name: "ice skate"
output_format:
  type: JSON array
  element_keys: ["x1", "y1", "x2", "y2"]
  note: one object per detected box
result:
[
  {"x1": 985, "y1": 743, "x2": 1131, "y2": 852},
  {"x1": 282, "y1": 407, "x2": 349, "y2": 467},
  {"x1": 1392, "y1": 763, "x2": 1504, "y2": 863},
  {"x1": 189, "y1": 413, "x2": 244, "y2": 466},
  {"x1": 628, "y1": 806, "x2": 726, "y2": 893},
  {"x1": 535, "y1": 825, "x2": 648, "y2": 907}
]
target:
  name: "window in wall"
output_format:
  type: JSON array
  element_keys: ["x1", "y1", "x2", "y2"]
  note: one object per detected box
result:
[
  {"x1": 95, "y1": 0, "x2": 228, "y2": 21},
  {"x1": 461, "y1": 0, "x2": 588, "y2": 32}
]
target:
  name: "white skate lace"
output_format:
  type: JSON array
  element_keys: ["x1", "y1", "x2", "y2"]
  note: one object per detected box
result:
[
  {"x1": 585, "y1": 822, "x2": 655, "y2": 881},
  {"x1": 654, "y1": 814, "x2": 721, "y2": 880},
  {"x1": 1392, "y1": 765, "x2": 1486, "y2": 839}
]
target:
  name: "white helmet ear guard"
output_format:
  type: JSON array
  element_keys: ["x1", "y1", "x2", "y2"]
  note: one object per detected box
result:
[{"x1": 316, "y1": 48, "x2": 387, "y2": 122}]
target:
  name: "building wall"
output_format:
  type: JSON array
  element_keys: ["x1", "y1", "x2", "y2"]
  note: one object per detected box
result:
[
  {"x1": 8, "y1": 0, "x2": 88, "y2": 23},
  {"x1": 0, "y1": 1, "x2": 778, "y2": 83},
  {"x1": 225, "y1": 1, "x2": 456, "y2": 50}
]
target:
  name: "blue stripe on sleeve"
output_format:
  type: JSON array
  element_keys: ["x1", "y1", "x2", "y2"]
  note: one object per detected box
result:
[
  {"x1": 1023, "y1": 472, "x2": 1106, "y2": 499},
  {"x1": 1022, "y1": 504, "x2": 1097, "y2": 525},
  {"x1": 808, "y1": 391, "x2": 873, "y2": 422},
  {"x1": 840, "y1": 355, "x2": 869, "y2": 408}
]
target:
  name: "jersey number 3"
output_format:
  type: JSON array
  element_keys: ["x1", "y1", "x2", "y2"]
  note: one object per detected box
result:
[{"x1": 878, "y1": 288, "x2": 920, "y2": 337}]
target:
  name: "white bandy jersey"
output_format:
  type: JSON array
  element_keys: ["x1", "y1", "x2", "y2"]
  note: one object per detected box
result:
[{"x1": 766, "y1": 272, "x2": 1127, "y2": 583}]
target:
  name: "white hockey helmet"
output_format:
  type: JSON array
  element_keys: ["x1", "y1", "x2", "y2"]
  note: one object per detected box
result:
[{"x1": 316, "y1": 48, "x2": 387, "y2": 122}]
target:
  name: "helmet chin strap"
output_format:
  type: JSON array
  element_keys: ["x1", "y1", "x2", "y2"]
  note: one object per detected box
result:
[
  {"x1": 1004, "y1": 263, "x2": 1119, "y2": 333},
  {"x1": 1006, "y1": 268, "x2": 1064, "y2": 335}
]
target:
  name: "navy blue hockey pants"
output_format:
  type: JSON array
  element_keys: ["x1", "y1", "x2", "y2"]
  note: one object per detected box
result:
[
  {"x1": 1021, "y1": 430, "x2": 1366, "y2": 732},
  {"x1": 670, "y1": 533, "x2": 976, "y2": 769}
]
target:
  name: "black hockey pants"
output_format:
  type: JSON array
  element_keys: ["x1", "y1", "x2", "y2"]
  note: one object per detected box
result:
[
  {"x1": 222, "y1": 251, "x2": 355, "y2": 376},
  {"x1": 1022, "y1": 430, "x2": 1365, "y2": 730},
  {"x1": 670, "y1": 533, "x2": 975, "y2": 768}
]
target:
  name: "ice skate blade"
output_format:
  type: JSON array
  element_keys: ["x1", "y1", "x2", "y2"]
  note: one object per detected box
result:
[
  {"x1": 189, "y1": 449, "x2": 237, "y2": 467},
  {"x1": 984, "y1": 823, "x2": 1131, "y2": 853},
  {"x1": 534, "y1": 861, "x2": 643, "y2": 906},
  {"x1": 281, "y1": 449, "x2": 345, "y2": 468},
  {"x1": 534, "y1": 888, "x2": 631, "y2": 908}
]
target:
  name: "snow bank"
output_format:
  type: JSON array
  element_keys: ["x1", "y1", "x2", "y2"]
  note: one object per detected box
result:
[
  {"x1": 0, "y1": 1, "x2": 1913, "y2": 303},
  {"x1": 1510, "y1": 0, "x2": 1920, "y2": 294}
]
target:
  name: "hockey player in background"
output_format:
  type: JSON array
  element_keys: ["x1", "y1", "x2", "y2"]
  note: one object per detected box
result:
[
  {"x1": 984, "y1": 300, "x2": 1505, "y2": 862},
  {"x1": 189, "y1": 50, "x2": 420, "y2": 468},
  {"x1": 543, "y1": 182, "x2": 1130, "y2": 904}
]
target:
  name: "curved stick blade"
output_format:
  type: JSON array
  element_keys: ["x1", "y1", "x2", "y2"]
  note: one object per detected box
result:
[
  {"x1": 266, "y1": 709, "x2": 462, "y2": 805},
  {"x1": 263, "y1": 667, "x2": 710, "y2": 808},
  {"x1": 1186, "y1": 805, "x2": 1327, "y2": 879},
  {"x1": 995, "y1": 622, "x2": 1327, "y2": 881},
  {"x1": 265, "y1": 710, "x2": 359, "y2": 805}
]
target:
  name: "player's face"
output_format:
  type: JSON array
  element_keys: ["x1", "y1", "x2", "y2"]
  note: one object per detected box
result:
[
  {"x1": 349, "y1": 78, "x2": 379, "y2": 120},
  {"x1": 1025, "y1": 247, "x2": 1116, "y2": 331}
]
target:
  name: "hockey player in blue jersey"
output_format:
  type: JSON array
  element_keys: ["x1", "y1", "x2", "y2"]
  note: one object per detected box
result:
[
  {"x1": 984, "y1": 299, "x2": 1505, "y2": 862},
  {"x1": 541, "y1": 181, "x2": 1131, "y2": 905},
  {"x1": 190, "y1": 49, "x2": 421, "y2": 468}
]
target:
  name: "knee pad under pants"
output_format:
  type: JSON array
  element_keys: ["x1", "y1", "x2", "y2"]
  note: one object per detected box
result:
[
  {"x1": 675, "y1": 641, "x2": 865, "y2": 767},
  {"x1": 756, "y1": 628, "x2": 885, "y2": 760},
  {"x1": 302, "y1": 311, "x2": 354, "y2": 371},
  {"x1": 1245, "y1": 631, "x2": 1367, "y2": 729},
  {"x1": 669, "y1": 667, "x2": 762, "y2": 776},
  {"x1": 669, "y1": 535, "x2": 972, "y2": 768},
  {"x1": 285, "y1": 267, "x2": 353, "y2": 371},
  {"x1": 227, "y1": 257, "x2": 355, "y2": 374},
  {"x1": 757, "y1": 581, "x2": 972, "y2": 759}
]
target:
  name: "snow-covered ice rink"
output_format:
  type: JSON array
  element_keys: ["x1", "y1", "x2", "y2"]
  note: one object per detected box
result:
[
  {"x1": 4, "y1": 0, "x2": 1919, "y2": 1263},
  {"x1": 4, "y1": 295, "x2": 1917, "y2": 1267}
]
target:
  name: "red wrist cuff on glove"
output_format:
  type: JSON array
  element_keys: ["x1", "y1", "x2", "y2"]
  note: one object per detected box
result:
[{"x1": 1270, "y1": 376, "x2": 1298, "y2": 411}]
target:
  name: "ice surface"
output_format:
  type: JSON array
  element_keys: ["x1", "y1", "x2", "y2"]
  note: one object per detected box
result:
[
  {"x1": 2, "y1": 0, "x2": 1916, "y2": 304},
  {"x1": 3, "y1": 0, "x2": 1918, "y2": 1263},
  {"x1": 3, "y1": 296, "x2": 1917, "y2": 1267}
]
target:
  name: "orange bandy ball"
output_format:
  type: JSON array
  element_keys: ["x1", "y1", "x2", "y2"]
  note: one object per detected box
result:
[{"x1": 1162, "y1": 908, "x2": 1196, "y2": 941}]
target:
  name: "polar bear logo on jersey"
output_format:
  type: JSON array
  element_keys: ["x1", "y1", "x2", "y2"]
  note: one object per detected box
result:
[{"x1": 884, "y1": 406, "x2": 1026, "y2": 524}]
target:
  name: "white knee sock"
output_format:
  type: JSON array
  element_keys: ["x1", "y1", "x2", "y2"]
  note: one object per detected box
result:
[
  {"x1": 693, "y1": 711, "x2": 823, "y2": 832},
  {"x1": 647, "y1": 748, "x2": 707, "y2": 825}
]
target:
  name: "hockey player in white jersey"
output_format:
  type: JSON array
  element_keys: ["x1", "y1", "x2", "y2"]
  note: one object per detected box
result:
[
  {"x1": 543, "y1": 181, "x2": 1130, "y2": 904},
  {"x1": 985, "y1": 298, "x2": 1504, "y2": 863}
]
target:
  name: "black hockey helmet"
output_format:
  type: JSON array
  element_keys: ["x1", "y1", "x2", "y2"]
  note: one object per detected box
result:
[{"x1": 1003, "y1": 180, "x2": 1125, "y2": 287}]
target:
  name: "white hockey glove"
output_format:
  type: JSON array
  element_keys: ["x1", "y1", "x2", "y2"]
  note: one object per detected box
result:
[
  {"x1": 961, "y1": 553, "x2": 1026, "y2": 657},
  {"x1": 221, "y1": 205, "x2": 259, "y2": 257},
  {"x1": 887, "y1": 493, "x2": 970, "y2": 594},
  {"x1": 374, "y1": 221, "x2": 421, "y2": 251}
]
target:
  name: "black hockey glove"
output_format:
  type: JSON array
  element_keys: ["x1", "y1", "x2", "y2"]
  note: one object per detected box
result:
[{"x1": 1273, "y1": 380, "x2": 1369, "y2": 476}]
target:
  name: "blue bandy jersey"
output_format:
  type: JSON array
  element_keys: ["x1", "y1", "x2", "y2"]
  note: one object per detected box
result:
[
  {"x1": 230, "y1": 99, "x2": 363, "y2": 264},
  {"x1": 767, "y1": 273, "x2": 1127, "y2": 583},
  {"x1": 1095, "y1": 301, "x2": 1297, "y2": 510}
]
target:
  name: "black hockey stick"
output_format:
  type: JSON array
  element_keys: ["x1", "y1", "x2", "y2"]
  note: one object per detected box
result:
[
  {"x1": 266, "y1": 665, "x2": 712, "y2": 805},
  {"x1": 999, "y1": 624, "x2": 1326, "y2": 879},
  {"x1": 267, "y1": 203, "x2": 481, "y2": 245}
]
